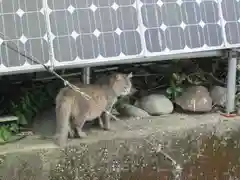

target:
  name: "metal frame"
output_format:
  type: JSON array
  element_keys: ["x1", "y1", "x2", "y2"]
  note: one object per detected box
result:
[
  {"x1": 82, "y1": 67, "x2": 91, "y2": 84},
  {"x1": 0, "y1": 49, "x2": 223, "y2": 76},
  {"x1": 225, "y1": 49, "x2": 239, "y2": 114}
]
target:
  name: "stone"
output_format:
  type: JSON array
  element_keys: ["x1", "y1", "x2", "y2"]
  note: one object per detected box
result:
[
  {"x1": 135, "y1": 94, "x2": 174, "y2": 115},
  {"x1": 210, "y1": 86, "x2": 227, "y2": 107},
  {"x1": 175, "y1": 86, "x2": 212, "y2": 112},
  {"x1": 116, "y1": 103, "x2": 150, "y2": 117}
]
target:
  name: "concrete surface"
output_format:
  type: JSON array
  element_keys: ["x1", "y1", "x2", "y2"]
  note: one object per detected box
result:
[{"x1": 0, "y1": 113, "x2": 240, "y2": 180}]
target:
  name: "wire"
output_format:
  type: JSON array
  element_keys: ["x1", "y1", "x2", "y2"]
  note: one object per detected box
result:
[
  {"x1": 0, "y1": 32, "x2": 124, "y2": 121},
  {"x1": 0, "y1": 32, "x2": 91, "y2": 99}
]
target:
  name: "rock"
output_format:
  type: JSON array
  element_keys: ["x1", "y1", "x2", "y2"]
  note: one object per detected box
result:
[
  {"x1": 175, "y1": 86, "x2": 212, "y2": 112},
  {"x1": 135, "y1": 94, "x2": 174, "y2": 115},
  {"x1": 117, "y1": 103, "x2": 150, "y2": 117},
  {"x1": 210, "y1": 86, "x2": 227, "y2": 107}
]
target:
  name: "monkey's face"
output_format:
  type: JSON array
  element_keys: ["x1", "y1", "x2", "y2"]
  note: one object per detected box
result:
[{"x1": 111, "y1": 73, "x2": 133, "y2": 97}]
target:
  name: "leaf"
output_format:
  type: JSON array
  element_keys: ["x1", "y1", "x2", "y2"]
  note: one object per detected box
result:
[
  {"x1": 31, "y1": 106, "x2": 38, "y2": 114},
  {"x1": 21, "y1": 101, "x2": 27, "y2": 111},
  {"x1": 167, "y1": 94, "x2": 172, "y2": 99},
  {"x1": 25, "y1": 95, "x2": 32, "y2": 107},
  {"x1": 175, "y1": 87, "x2": 183, "y2": 93},
  {"x1": 187, "y1": 76, "x2": 193, "y2": 84},
  {"x1": 17, "y1": 113, "x2": 28, "y2": 125},
  {"x1": 10, "y1": 101, "x2": 17, "y2": 109},
  {"x1": 172, "y1": 73, "x2": 178, "y2": 80},
  {"x1": 9, "y1": 123, "x2": 19, "y2": 133},
  {"x1": 0, "y1": 136, "x2": 5, "y2": 143},
  {"x1": 2, "y1": 129, "x2": 11, "y2": 141},
  {"x1": 166, "y1": 87, "x2": 173, "y2": 94},
  {"x1": 180, "y1": 73, "x2": 186, "y2": 80},
  {"x1": 173, "y1": 73, "x2": 182, "y2": 82},
  {"x1": 173, "y1": 91, "x2": 178, "y2": 99},
  {"x1": 0, "y1": 126, "x2": 11, "y2": 141}
]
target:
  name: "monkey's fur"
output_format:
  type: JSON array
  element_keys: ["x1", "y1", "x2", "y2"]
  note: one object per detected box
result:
[{"x1": 54, "y1": 73, "x2": 133, "y2": 147}]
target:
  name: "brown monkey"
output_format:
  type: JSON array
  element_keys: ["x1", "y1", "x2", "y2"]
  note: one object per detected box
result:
[{"x1": 54, "y1": 73, "x2": 133, "y2": 147}]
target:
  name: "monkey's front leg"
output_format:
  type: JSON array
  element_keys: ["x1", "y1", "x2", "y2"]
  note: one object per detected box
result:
[
  {"x1": 102, "y1": 105, "x2": 114, "y2": 131},
  {"x1": 98, "y1": 116, "x2": 104, "y2": 129}
]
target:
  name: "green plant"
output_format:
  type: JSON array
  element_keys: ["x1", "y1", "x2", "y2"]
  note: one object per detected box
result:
[
  {"x1": 8, "y1": 82, "x2": 61, "y2": 127},
  {"x1": 166, "y1": 86, "x2": 183, "y2": 100},
  {"x1": 0, "y1": 123, "x2": 18, "y2": 142},
  {"x1": 166, "y1": 73, "x2": 185, "y2": 100},
  {"x1": 186, "y1": 72, "x2": 207, "y2": 85},
  {"x1": 0, "y1": 81, "x2": 62, "y2": 144}
]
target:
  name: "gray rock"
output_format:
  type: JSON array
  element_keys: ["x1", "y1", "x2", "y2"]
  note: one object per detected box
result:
[
  {"x1": 117, "y1": 103, "x2": 150, "y2": 117},
  {"x1": 210, "y1": 86, "x2": 227, "y2": 107},
  {"x1": 135, "y1": 94, "x2": 174, "y2": 115},
  {"x1": 175, "y1": 86, "x2": 212, "y2": 112}
]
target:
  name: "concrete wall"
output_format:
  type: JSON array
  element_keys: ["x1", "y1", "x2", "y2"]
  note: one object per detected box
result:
[{"x1": 1, "y1": 114, "x2": 240, "y2": 180}]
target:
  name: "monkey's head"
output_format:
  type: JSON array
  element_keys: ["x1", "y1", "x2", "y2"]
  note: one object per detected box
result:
[{"x1": 109, "y1": 72, "x2": 133, "y2": 97}]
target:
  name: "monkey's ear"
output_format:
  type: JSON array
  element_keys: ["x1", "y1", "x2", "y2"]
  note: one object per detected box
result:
[
  {"x1": 127, "y1": 72, "x2": 133, "y2": 78},
  {"x1": 115, "y1": 74, "x2": 122, "y2": 80}
]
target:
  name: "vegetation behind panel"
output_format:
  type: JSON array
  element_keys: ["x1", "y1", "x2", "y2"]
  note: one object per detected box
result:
[
  {"x1": 0, "y1": 77, "x2": 63, "y2": 143},
  {"x1": 0, "y1": 57, "x2": 233, "y2": 143}
]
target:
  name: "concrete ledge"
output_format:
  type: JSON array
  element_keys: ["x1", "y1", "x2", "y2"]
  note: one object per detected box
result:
[{"x1": 0, "y1": 113, "x2": 240, "y2": 180}]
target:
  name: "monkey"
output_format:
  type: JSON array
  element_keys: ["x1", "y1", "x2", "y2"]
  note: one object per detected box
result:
[{"x1": 54, "y1": 72, "x2": 133, "y2": 147}]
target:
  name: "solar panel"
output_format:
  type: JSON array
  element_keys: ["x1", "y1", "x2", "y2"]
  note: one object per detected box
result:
[
  {"x1": 221, "y1": 0, "x2": 240, "y2": 47},
  {"x1": 0, "y1": 0, "x2": 240, "y2": 75},
  {"x1": 0, "y1": 0, "x2": 50, "y2": 72},
  {"x1": 140, "y1": 0, "x2": 224, "y2": 57},
  {"x1": 47, "y1": 0, "x2": 144, "y2": 67}
]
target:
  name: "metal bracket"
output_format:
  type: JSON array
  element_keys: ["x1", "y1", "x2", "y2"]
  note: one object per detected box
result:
[
  {"x1": 231, "y1": 48, "x2": 240, "y2": 58},
  {"x1": 224, "y1": 49, "x2": 239, "y2": 116},
  {"x1": 82, "y1": 67, "x2": 91, "y2": 84}
]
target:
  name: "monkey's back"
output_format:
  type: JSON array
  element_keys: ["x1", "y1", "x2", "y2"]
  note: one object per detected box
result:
[{"x1": 56, "y1": 85, "x2": 109, "y2": 121}]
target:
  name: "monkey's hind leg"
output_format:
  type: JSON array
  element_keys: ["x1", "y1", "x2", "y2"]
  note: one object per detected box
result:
[
  {"x1": 98, "y1": 116, "x2": 104, "y2": 129},
  {"x1": 54, "y1": 101, "x2": 72, "y2": 147},
  {"x1": 72, "y1": 114, "x2": 87, "y2": 138},
  {"x1": 68, "y1": 125, "x2": 75, "y2": 138}
]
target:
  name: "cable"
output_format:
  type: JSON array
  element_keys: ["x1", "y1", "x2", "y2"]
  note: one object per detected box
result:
[
  {"x1": 0, "y1": 32, "x2": 91, "y2": 99},
  {"x1": 0, "y1": 32, "x2": 124, "y2": 121}
]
